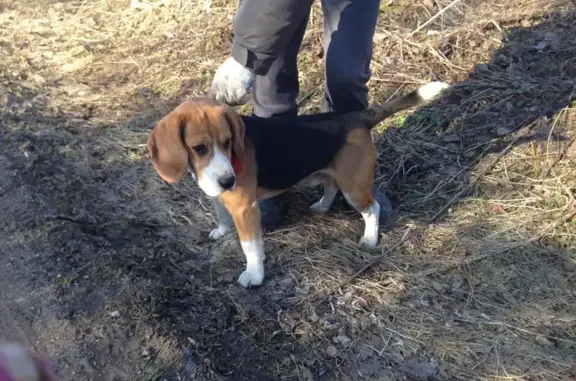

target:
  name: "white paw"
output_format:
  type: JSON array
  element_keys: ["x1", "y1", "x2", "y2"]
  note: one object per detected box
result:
[
  {"x1": 209, "y1": 226, "x2": 230, "y2": 240},
  {"x1": 309, "y1": 201, "x2": 330, "y2": 213},
  {"x1": 238, "y1": 267, "x2": 264, "y2": 288},
  {"x1": 417, "y1": 81, "x2": 450, "y2": 102},
  {"x1": 359, "y1": 235, "x2": 378, "y2": 247}
]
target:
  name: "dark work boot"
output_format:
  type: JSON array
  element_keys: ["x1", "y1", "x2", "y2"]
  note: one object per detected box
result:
[{"x1": 259, "y1": 194, "x2": 288, "y2": 231}]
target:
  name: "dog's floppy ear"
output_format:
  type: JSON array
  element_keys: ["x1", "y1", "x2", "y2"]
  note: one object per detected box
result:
[
  {"x1": 147, "y1": 112, "x2": 189, "y2": 183},
  {"x1": 221, "y1": 105, "x2": 246, "y2": 163}
]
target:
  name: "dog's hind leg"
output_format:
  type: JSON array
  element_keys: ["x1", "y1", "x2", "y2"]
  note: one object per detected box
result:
[
  {"x1": 340, "y1": 183, "x2": 380, "y2": 247},
  {"x1": 333, "y1": 129, "x2": 380, "y2": 247},
  {"x1": 309, "y1": 176, "x2": 338, "y2": 213}
]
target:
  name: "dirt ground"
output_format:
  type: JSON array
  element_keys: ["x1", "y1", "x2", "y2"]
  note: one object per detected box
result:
[{"x1": 1, "y1": 0, "x2": 576, "y2": 380}]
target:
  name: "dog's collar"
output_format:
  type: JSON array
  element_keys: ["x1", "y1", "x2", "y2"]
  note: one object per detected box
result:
[{"x1": 231, "y1": 154, "x2": 243, "y2": 175}]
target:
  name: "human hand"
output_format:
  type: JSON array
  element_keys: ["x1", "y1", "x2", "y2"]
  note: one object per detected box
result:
[{"x1": 208, "y1": 57, "x2": 255, "y2": 106}]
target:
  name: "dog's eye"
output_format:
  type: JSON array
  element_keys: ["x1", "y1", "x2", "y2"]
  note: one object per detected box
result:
[
  {"x1": 193, "y1": 144, "x2": 208, "y2": 156},
  {"x1": 223, "y1": 138, "x2": 231, "y2": 149}
]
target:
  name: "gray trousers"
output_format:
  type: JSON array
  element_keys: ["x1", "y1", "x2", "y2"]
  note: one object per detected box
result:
[{"x1": 252, "y1": 0, "x2": 381, "y2": 117}]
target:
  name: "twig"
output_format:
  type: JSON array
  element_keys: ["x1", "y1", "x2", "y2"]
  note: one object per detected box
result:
[
  {"x1": 539, "y1": 134, "x2": 576, "y2": 179},
  {"x1": 407, "y1": 0, "x2": 464, "y2": 37},
  {"x1": 314, "y1": 229, "x2": 412, "y2": 308}
]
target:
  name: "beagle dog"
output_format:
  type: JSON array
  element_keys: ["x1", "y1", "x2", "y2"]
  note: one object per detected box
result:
[{"x1": 146, "y1": 81, "x2": 449, "y2": 288}]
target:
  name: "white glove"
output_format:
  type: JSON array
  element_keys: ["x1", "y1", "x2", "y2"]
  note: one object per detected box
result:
[{"x1": 208, "y1": 57, "x2": 256, "y2": 106}]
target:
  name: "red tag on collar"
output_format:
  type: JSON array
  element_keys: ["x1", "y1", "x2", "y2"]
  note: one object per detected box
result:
[{"x1": 231, "y1": 154, "x2": 243, "y2": 175}]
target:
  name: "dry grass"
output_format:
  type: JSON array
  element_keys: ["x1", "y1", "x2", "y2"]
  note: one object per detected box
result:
[{"x1": 1, "y1": 0, "x2": 576, "y2": 380}]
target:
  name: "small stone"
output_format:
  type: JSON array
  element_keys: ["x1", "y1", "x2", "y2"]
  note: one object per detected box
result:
[
  {"x1": 326, "y1": 345, "x2": 338, "y2": 357},
  {"x1": 109, "y1": 310, "x2": 120, "y2": 318},
  {"x1": 496, "y1": 127, "x2": 511, "y2": 136},
  {"x1": 141, "y1": 349, "x2": 150, "y2": 357}
]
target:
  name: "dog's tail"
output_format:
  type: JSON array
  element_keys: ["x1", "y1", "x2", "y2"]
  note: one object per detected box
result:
[{"x1": 355, "y1": 81, "x2": 450, "y2": 129}]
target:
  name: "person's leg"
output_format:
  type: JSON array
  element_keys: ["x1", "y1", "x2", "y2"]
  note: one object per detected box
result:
[
  {"x1": 321, "y1": 0, "x2": 380, "y2": 113},
  {"x1": 252, "y1": 12, "x2": 311, "y2": 230},
  {"x1": 322, "y1": 0, "x2": 393, "y2": 222},
  {"x1": 252, "y1": 15, "x2": 310, "y2": 118}
]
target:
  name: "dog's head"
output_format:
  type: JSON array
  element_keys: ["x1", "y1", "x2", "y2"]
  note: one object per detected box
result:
[{"x1": 146, "y1": 98, "x2": 246, "y2": 197}]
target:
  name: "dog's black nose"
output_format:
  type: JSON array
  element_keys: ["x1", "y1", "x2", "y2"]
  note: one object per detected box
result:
[{"x1": 218, "y1": 175, "x2": 236, "y2": 190}]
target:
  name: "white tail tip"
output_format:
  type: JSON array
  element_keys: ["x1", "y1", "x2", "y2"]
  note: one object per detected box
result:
[{"x1": 417, "y1": 81, "x2": 450, "y2": 102}]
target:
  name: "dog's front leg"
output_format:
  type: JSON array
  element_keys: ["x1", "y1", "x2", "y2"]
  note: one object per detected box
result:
[
  {"x1": 209, "y1": 197, "x2": 234, "y2": 240},
  {"x1": 223, "y1": 197, "x2": 265, "y2": 288}
]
